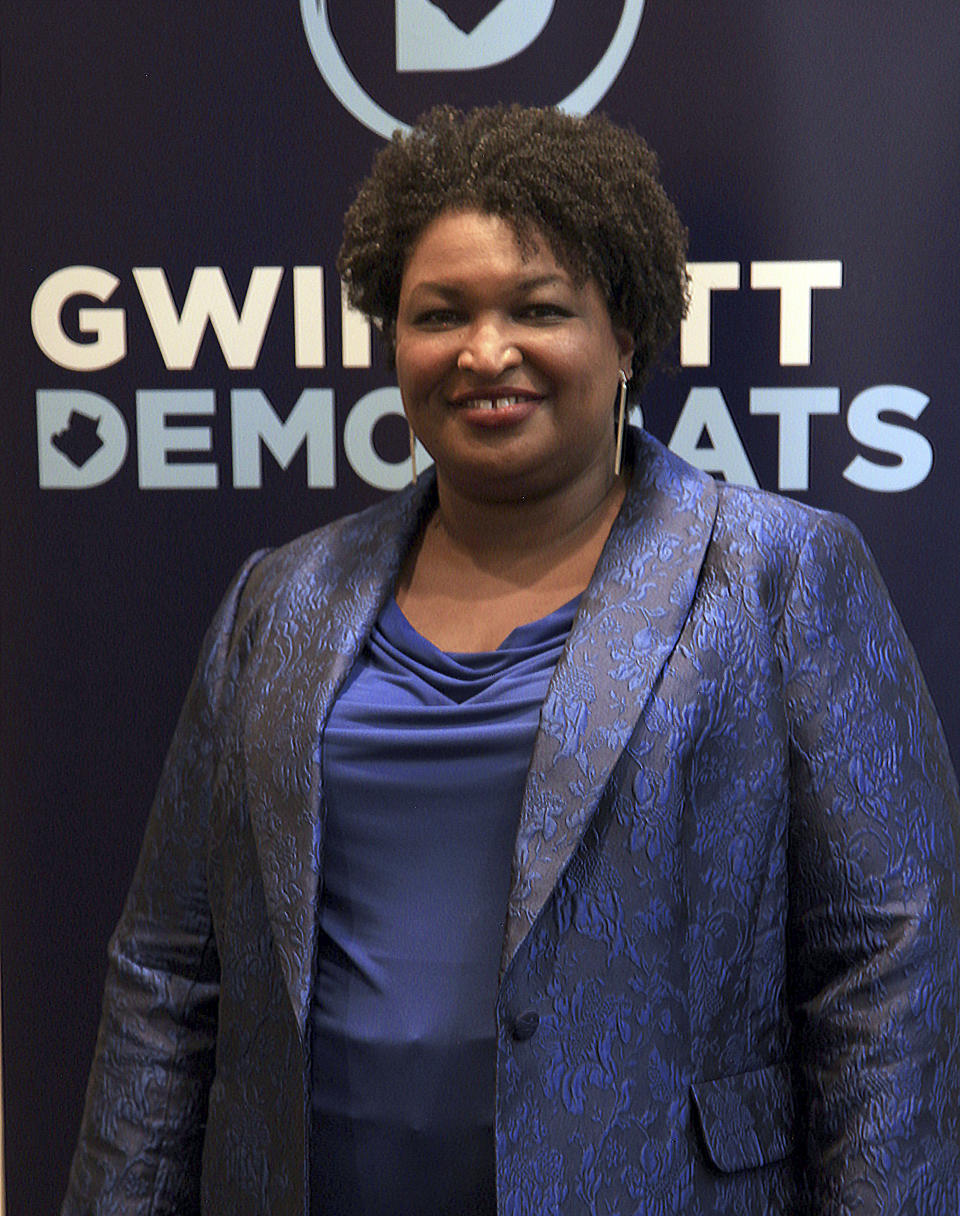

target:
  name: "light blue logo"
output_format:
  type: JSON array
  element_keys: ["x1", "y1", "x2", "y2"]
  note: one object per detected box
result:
[
  {"x1": 300, "y1": 0, "x2": 646, "y2": 138},
  {"x1": 397, "y1": 0, "x2": 554, "y2": 72}
]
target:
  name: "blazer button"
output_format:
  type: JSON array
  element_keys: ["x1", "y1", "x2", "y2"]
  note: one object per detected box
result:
[{"x1": 511, "y1": 1010, "x2": 540, "y2": 1042}]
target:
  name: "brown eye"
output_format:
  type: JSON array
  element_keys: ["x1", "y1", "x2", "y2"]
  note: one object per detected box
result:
[
  {"x1": 518, "y1": 303, "x2": 570, "y2": 321},
  {"x1": 414, "y1": 309, "x2": 463, "y2": 328}
]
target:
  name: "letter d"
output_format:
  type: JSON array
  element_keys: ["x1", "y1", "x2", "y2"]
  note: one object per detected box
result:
[{"x1": 37, "y1": 391, "x2": 128, "y2": 488}]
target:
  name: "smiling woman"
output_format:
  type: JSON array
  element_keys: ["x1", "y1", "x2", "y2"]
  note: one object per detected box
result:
[
  {"x1": 386, "y1": 205, "x2": 637, "y2": 651},
  {"x1": 392, "y1": 209, "x2": 635, "y2": 650},
  {"x1": 62, "y1": 105, "x2": 960, "y2": 1216},
  {"x1": 340, "y1": 106, "x2": 688, "y2": 652},
  {"x1": 395, "y1": 211, "x2": 632, "y2": 482}
]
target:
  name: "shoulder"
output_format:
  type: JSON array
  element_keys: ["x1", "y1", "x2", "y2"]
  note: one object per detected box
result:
[
  {"x1": 632, "y1": 425, "x2": 830, "y2": 546},
  {"x1": 713, "y1": 473, "x2": 865, "y2": 565},
  {"x1": 712, "y1": 477, "x2": 873, "y2": 599},
  {"x1": 235, "y1": 479, "x2": 431, "y2": 619},
  {"x1": 630, "y1": 428, "x2": 872, "y2": 613},
  {"x1": 197, "y1": 478, "x2": 434, "y2": 672}
]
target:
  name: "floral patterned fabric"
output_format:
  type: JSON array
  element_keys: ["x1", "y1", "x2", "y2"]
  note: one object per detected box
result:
[{"x1": 63, "y1": 428, "x2": 960, "y2": 1215}]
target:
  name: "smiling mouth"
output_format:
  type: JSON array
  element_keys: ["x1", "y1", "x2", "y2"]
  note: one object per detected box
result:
[
  {"x1": 451, "y1": 392, "x2": 541, "y2": 410},
  {"x1": 466, "y1": 395, "x2": 526, "y2": 411}
]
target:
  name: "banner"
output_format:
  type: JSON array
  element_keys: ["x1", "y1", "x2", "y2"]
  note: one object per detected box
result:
[{"x1": 3, "y1": 3, "x2": 959, "y2": 1209}]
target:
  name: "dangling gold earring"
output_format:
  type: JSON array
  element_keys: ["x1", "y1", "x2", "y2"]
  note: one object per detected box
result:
[
  {"x1": 614, "y1": 369, "x2": 628, "y2": 477},
  {"x1": 409, "y1": 424, "x2": 418, "y2": 485}
]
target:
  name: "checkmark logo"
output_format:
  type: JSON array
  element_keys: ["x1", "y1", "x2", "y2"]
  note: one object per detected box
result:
[
  {"x1": 429, "y1": 0, "x2": 500, "y2": 35},
  {"x1": 396, "y1": 0, "x2": 554, "y2": 72},
  {"x1": 301, "y1": 0, "x2": 647, "y2": 139}
]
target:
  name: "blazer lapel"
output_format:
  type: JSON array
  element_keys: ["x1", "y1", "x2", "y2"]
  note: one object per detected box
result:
[
  {"x1": 501, "y1": 430, "x2": 719, "y2": 973},
  {"x1": 243, "y1": 478, "x2": 437, "y2": 1036}
]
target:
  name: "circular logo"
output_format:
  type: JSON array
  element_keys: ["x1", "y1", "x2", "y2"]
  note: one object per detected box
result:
[{"x1": 300, "y1": 0, "x2": 646, "y2": 138}]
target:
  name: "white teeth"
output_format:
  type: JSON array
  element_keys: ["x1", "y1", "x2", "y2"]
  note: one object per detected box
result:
[{"x1": 470, "y1": 396, "x2": 521, "y2": 410}]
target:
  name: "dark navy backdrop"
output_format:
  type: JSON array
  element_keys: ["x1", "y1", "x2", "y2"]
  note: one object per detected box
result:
[{"x1": 3, "y1": 3, "x2": 958, "y2": 1211}]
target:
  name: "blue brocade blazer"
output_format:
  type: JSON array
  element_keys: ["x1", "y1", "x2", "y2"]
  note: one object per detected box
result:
[{"x1": 63, "y1": 429, "x2": 960, "y2": 1215}]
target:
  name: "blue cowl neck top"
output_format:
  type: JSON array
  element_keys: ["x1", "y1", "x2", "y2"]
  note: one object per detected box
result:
[{"x1": 309, "y1": 594, "x2": 579, "y2": 1215}]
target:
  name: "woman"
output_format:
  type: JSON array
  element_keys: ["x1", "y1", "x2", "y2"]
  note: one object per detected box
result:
[{"x1": 64, "y1": 106, "x2": 960, "y2": 1215}]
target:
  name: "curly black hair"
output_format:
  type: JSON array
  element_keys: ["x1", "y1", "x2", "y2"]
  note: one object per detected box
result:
[{"x1": 338, "y1": 104, "x2": 688, "y2": 387}]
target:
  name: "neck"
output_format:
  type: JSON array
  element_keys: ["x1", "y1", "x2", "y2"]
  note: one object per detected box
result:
[
  {"x1": 395, "y1": 453, "x2": 630, "y2": 650},
  {"x1": 430, "y1": 459, "x2": 628, "y2": 578}
]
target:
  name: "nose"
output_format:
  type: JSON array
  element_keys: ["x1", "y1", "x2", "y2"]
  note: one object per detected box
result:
[{"x1": 456, "y1": 320, "x2": 522, "y2": 376}]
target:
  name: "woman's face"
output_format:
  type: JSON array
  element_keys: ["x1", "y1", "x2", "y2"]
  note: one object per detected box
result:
[{"x1": 394, "y1": 209, "x2": 634, "y2": 505}]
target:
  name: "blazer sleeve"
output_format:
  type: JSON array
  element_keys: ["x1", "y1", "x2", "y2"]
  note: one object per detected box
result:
[
  {"x1": 778, "y1": 513, "x2": 960, "y2": 1213},
  {"x1": 61, "y1": 551, "x2": 267, "y2": 1216}
]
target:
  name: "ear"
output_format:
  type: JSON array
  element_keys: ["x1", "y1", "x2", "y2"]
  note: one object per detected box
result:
[{"x1": 614, "y1": 327, "x2": 635, "y2": 377}]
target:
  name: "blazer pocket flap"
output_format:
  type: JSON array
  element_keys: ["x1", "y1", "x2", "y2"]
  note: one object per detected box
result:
[{"x1": 691, "y1": 1061, "x2": 794, "y2": 1173}]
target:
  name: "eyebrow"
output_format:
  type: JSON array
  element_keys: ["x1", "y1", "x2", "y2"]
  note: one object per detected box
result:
[{"x1": 408, "y1": 274, "x2": 568, "y2": 298}]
